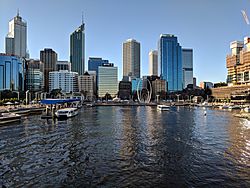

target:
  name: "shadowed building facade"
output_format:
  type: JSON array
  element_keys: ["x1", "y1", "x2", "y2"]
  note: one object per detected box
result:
[{"x1": 40, "y1": 48, "x2": 57, "y2": 92}]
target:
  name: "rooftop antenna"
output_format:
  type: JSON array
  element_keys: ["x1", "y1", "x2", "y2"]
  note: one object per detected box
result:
[
  {"x1": 17, "y1": 8, "x2": 20, "y2": 17},
  {"x1": 82, "y1": 11, "x2": 84, "y2": 24},
  {"x1": 241, "y1": 10, "x2": 250, "y2": 25}
]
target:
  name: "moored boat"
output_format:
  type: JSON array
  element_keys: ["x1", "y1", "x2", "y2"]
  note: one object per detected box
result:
[
  {"x1": 55, "y1": 108, "x2": 78, "y2": 119},
  {"x1": 0, "y1": 113, "x2": 21, "y2": 125},
  {"x1": 157, "y1": 105, "x2": 170, "y2": 111},
  {"x1": 244, "y1": 107, "x2": 250, "y2": 113}
]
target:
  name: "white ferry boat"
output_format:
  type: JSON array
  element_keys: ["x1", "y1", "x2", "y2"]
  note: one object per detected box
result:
[
  {"x1": 244, "y1": 107, "x2": 250, "y2": 113},
  {"x1": 55, "y1": 108, "x2": 78, "y2": 119},
  {"x1": 157, "y1": 105, "x2": 170, "y2": 111}
]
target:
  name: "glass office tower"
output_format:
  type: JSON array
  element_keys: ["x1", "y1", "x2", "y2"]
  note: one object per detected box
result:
[
  {"x1": 182, "y1": 49, "x2": 193, "y2": 89},
  {"x1": 0, "y1": 54, "x2": 25, "y2": 91},
  {"x1": 158, "y1": 34, "x2": 183, "y2": 91},
  {"x1": 70, "y1": 23, "x2": 85, "y2": 75}
]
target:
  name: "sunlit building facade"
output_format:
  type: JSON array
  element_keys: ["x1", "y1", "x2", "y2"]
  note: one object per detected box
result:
[
  {"x1": 149, "y1": 50, "x2": 158, "y2": 76},
  {"x1": 49, "y1": 70, "x2": 78, "y2": 93},
  {"x1": 98, "y1": 66, "x2": 118, "y2": 97},
  {"x1": 5, "y1": 12, "x2": 27, "y2": 58},
  {"x1": 123, "y1": 39, "x2": 140, "y2": 78}
]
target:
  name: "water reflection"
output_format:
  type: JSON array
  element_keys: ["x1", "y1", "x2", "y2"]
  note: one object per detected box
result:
[{"x1": 0, "y1": 106, "x2": 249, "y2": 187}]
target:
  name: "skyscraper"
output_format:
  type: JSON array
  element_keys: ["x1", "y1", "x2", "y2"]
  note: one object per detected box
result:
[
  {"x1": 158, "y1": 34, "x2": 183, "y2": 91},
  {"x1": 182, "y1": 49, "x2": 193, "y2": 89},
  {"x1": 123, "y1": 39, "x2": 140, "y2": 78},
  {"x1": 5, "y1": 11, "x2": 27, "y2": 58},
  {"x1": 149, "y1": 50, "x2": 158, "y2": 76},
  {"x1": 40, "y1": 48, "x2": 57, "y2": 92},
  {"x1": 70, "y1": 20, "x2": 85, "y2": 75}
]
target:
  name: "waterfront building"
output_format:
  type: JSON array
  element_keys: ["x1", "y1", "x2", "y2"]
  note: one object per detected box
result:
[
  {"x1": 118, "y1": 81, "x2": 132, "y2": 100},
  {"x1": 158, "y1": 34, "x2": 183, "y2": 91},
  {"x1": 200, "y1": 81, "x2": 213, "y2": 89},
  {"x1": 56, "y1": 61, "x2": 71, "y2": 71},
  {"x1": 152, "y1": 79, "x2": 166, "y2": 100},
  {"x1": 0, "y1": 54, "x2": 25, "y2": 91},
  {"x1": 98, "y1": 66, "x2": 118, "y2": 98},
  {"x1": 123, "y1": 39, "x2": 140, "y2": 78},
  {"x1": 49, "y1": 70, "x2": 78, "y2": 93},
  {"x1": 182, "y1": 49, "x2": 193, "y2": 89},
  {"x1": 40, "y1": 48, "x2": 58, "y2": 92},
  {"x1": 5, "y1": 11, "x2": 27, "y2": 58},
  {"x1": 70, "y1": 21, "x2": 85, "y2": 75},
  {"x1": 26, "y1": 59, "x2": 44, "y2": 92},
  {"x1": 226, "y1": 38, "x2": 250, "y2": 85},
  {"x1": 78, "y1": 71, "x2": 95, "y2": 101},
  {"x1": 149, "y1": 50, "x2": 158, "y2": 76},
  {"x1": 88, "y1": 57, "x2": 113, "y2": 92}
]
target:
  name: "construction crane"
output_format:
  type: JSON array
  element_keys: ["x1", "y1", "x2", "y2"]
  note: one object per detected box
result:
[{"x1": 241, "y1": 10, "x2": 250, "y2": 25}]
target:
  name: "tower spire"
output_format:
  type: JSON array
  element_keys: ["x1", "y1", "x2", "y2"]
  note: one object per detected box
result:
[
  {"x1": 17, "y1": 8, "x2": 19, "y2": 17},
  {"x1": 82, "y1": 11, "x2": 84, "y2": 24}
]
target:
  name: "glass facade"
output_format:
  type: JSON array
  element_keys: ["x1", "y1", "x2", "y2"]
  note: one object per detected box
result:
[
  {"x1": 158, "y1": 34, "x2": 183, "y2": 91},
  {"x1": 88, "y1": 57, "x2": 113, "y2": 89},
  {"x1": 26, "y1": 59, "x2": 44, "y2": 92},
  {"x1": 0, "y1": 54, "x2": 25, "y2": 91},
  {"x1": 182, "y1": 49, "x2": 193, "y2": 88},
  {"x1": 98, "y1": 66, "x2": 118, "y2": 97},
  {"x1": 131, "y1": 78, "x2": 143, "y2": 93},
  {"x1": 70, "y1": 24, "x2": 85, "y2": 75}
]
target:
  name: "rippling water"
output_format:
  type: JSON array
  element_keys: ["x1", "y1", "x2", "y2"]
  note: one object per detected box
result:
[{"x1": 0, "y1": 106, "x2": 249, "y2": 187}]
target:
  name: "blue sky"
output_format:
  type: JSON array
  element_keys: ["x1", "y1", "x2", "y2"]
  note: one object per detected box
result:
[{"x1": 0, "y1": 0, "x2": 249, "y2": 83}]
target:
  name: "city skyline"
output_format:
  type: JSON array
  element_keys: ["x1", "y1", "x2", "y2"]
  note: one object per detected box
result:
[{"x1": 0, "y1": 0, "x2": 249, "y2": 83}]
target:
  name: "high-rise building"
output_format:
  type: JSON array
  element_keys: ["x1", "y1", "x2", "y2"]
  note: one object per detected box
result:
[
  {"x1": 0, "y1": 54, "x2": 25, "y2": 91},
  {"x1": 40, "y1": 48, "x2": 58, "y2": 92},
  {"x1": 70, "y1": 21, "x2": 85, "y2": 75},
  {"x1": 158, "y1": 34, "x2": 183, "y2": 91},
  {"x1": 5, "y1": 11, "x2": 27, "y2": 58},
  {"x1": 26, "y1": 59, "x2": 44, "y2": 92},
  {"x1": 78, "y1": 71, "x2": 95, "y2": 101},
  {"x1": 56, "y1": 61, "x2": 71, "y2": 71},
  {"x1": 98, "y1": 66, "x2": 118, "y2": 97},
  {"x1": 123, "y1": 39, "x2": 140, "y2": 78},
  {"x1": 152, "y1": 79, "x2": 166, "y2": 100},
  {"x1": 49, "y1": 70, "x2": 78, "y2": 93},
  {"x1": 118, "y1": 81, "x2": 131, "y2": 100},
  {"x1": 149, "y1": 50, "x2": 158, "y2": 76},
  {"x1": 182, "y1": 49, "x2": 193, "y2": 89},
  {"x1": 88, "y1": 70, "x2": 97, "y2": 96}
]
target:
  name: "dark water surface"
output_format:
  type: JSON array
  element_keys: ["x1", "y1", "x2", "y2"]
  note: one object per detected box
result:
[{"x1": 0, "y1": 106, "x2": 249, "y2": 187}]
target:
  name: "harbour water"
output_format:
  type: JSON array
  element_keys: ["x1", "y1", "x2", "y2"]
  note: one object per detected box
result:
[{"x1": 0, "y1": 106, "x2": 249, "y2": 187}]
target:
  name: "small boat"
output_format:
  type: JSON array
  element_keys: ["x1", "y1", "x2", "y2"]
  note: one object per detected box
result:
[
  {"x1": 0, "y1": 113, "x2": 21, "y2": 125},
  {"x1": 228, "y1": 105, "x2": 241, "y2": 110},
  {"x1": 244, "y1": 107, "x2": 250, "y2": 113},
  {"x1": 157, "y1": 105, "x2": 170, "y2": 111},
  {"x1": 219, "y1": 105, "x2": 229, "y2": 110},
  {"x1": 55, "y1": 108, "x2": 78, "y2": 119}
]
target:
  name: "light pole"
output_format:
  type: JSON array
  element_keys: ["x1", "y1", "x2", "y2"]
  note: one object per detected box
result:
[
  {"x1": 190, "y1": 95, "x2": 193, "y2": 103},
  {"x1": 26, "y1": 90, "x2": 29, "y2": 106},
  {"x1": 176, "y1": 94, "x2": 180, "y2": 103}
]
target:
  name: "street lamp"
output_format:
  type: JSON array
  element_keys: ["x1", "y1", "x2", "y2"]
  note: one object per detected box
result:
[
  {"x1": 26, "y1": 90, "x2": 29, "y2": 106},
  {"x1": 176, "y1": 94, "x2": 180, "y2": 103}
]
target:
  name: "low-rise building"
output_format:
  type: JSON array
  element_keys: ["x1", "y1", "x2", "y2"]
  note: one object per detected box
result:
[
  {"x1": 78, "y1": 72, "x2": 95, "y2": 101},
  {"x1": 119, "y1": 81, "x2": 131, "y2": 100}
]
